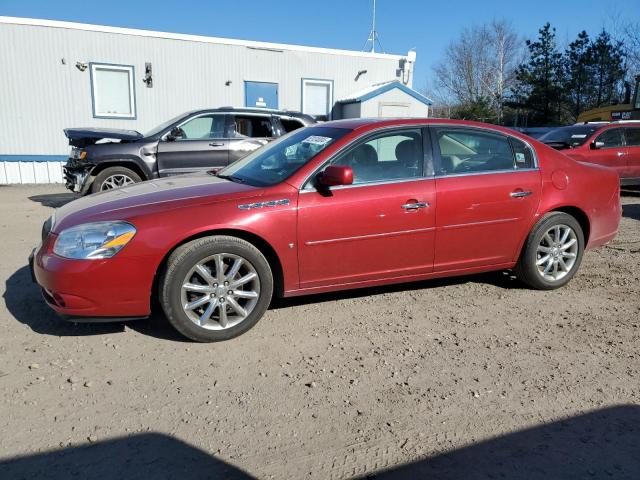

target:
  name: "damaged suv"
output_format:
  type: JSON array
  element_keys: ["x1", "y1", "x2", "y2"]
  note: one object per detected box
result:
[{"x1": 63, "y1": 108, "x2": 315, "y2": 194}]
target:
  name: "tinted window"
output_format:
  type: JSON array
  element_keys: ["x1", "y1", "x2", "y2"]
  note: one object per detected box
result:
[
  {"x1": 177, "y1": 115, "x2": 225, "y2": 140},
  {"x1": 231, "y1": 115, "x2": 274, "y2": 138},
  {"x1": 596, "y1": 128, "x2": 623, "y2": 148},
  {"x1": 280, "y1": 118, "x2": 305, "y2": 133},
  {"x1": 436, "y1": 128, "x2": 514, "y2": 174},
  {"x1": 625, "y1": 128, "x2": 640, "y2": 147},
  {"x1": 510, "y1": 138, "x2": 534, "y2": 169},
  {"x1": 217, "y1": 127, "x2": 349, "y2": 187},
  {"x1": 539, "y1": 126, "x2": 600, "y2": 147},
  {"x1": 330, "y1": 129, "x2": 423, "y2": 184}
]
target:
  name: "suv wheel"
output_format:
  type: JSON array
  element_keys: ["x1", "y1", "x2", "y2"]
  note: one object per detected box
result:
[
  {"x1": 92, "y1": 166, "x2": 141, "y2": 193},
  {"x1": 160, "y1": 236, "x2": 273, "y2": 342}
]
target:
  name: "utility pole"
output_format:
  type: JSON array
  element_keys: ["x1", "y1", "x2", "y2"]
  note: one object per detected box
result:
[{"x1": 363, "y1": 0, "x2": 384, "y2": 53}]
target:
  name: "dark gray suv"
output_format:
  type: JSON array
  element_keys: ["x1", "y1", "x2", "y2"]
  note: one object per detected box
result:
[{"x1": 63, "y1": 107, "x2": 316, "y2": 194}]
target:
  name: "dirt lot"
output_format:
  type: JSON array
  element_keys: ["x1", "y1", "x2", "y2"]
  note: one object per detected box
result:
[{"x1": 0, "y1": 184, "x2": 639, "y2": 479}]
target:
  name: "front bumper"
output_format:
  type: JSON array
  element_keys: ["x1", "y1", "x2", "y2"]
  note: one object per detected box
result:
[
  {"x1": 30, "y1": 236, "x2": 151, "y2": 321},
  {"x1": 63, "y1": 159, "x2": 94, "y2": 193}
]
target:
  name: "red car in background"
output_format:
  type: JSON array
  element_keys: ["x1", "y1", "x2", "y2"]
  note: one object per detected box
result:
[
  {"x1": 539, "y1": 122, "x2": 640, "y2": 185},
  {"x1": 31, "y1": 119, "x2": 621, "y2": 342}
]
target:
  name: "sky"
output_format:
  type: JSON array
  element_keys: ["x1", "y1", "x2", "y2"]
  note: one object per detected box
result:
[{"x1": 1, "y1": 0, "x2": 638, "y2": 90}]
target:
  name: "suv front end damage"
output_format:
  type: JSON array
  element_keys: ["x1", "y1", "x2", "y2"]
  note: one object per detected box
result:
[{"x1": 63, "y1": 150, "x2": 94, "y2": 193}]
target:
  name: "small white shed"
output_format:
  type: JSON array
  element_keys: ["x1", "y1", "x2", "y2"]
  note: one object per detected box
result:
[{"x1": 337, "y1": 81, "x2": 432, "y2": 119}]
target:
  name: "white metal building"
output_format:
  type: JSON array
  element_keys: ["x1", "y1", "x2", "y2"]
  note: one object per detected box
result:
[{"x1": 0, "y1": 16, "x2": 431, "y2": 184}]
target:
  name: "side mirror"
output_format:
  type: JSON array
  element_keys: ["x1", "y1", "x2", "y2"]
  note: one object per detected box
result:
[
  {"x1": 591, "y1": 141, "x2": 605, "y2": 150},
  {"x1": 166, "y1": 127, "x2": 184, "y2": 141},
  {"x1": 317, "y1": 165, "x2": 353, "y2": 187}
]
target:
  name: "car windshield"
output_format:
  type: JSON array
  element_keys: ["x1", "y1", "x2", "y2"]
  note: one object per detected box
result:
[
  {"x1": 539, "y1": 125, "x2": 601, "y2": 147},
  {"x1": 216, "y1": 126, "x2": 350, "y2": 187},
  {"x1": 144, "y1": 112, "x2": 191, "y2": 138}
]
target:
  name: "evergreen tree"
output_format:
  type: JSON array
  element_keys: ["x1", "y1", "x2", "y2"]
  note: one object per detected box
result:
[
  {"x1": 515, "y1": 23, "x2": 565, "y2": 125},
  {"x1": 564, "y1": 31, "x2": 592, "y2": 121},
  {"x1": 588, "y1": 30, "x2": 626, "y2": 108}
]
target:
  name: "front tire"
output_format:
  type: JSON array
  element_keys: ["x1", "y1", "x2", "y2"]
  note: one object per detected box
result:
[
  {"x1": 91, "y1": 166, "x2": 142, "y2": 193},
  {"x1": 515, "y1": 212, "x2": 584, "y2": 290},
  {"x1": 160, "y1": 236, "x2": 273, "y2": 342}
]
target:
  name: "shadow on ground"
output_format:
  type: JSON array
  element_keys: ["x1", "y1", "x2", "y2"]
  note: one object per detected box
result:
[
  {"x1": 363, "y1": 405, "x2": 640, "y2": 480},
  {"x1": 622, "y1": 202, "x2": 640, "y2": 221},
  {"x1": 3, "y1": 265, "x2": 187, "y2": 342},
  {"x1": 6, "y1": 261, "x2": 520, "y2": 341},
  {"x1": 0, "y1": 433, "x2": 252, "y2": 480},
  {"x1": 0, "y1": 406, "x2": 638, "y2": 479},
  {"x1": 28, "y1": 192, "x2": 77, "y2": 208}
]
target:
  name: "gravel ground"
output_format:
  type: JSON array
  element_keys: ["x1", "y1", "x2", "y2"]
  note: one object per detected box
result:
[{"x1": 0, "y1": 184, "x2": 639, "y2": 479}]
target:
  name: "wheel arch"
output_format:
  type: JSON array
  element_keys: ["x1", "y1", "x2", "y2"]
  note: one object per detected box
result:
[
  {"x1": 545, "y1": 205, "x2": 591, "y2": 245},
  {"x1": 91, "y1": 161, "x2": 148, "y2": 182},
  {"x1": 152, "y1": 228, "x2": 285, "y2": 302}
]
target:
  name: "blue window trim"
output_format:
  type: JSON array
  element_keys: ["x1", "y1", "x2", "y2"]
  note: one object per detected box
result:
[
  {"x1": 0, "y1": 155, "x2": 68, "y2": 162},
  {"x1": 244, "y1": 80, "x2": 279, "y2": 109},
  {"x1": 89, "y1": 62, "x2": 137, "y2": 120},
  {"x1": 300, "y1": 78, "x2": 334, "y2": 119}
]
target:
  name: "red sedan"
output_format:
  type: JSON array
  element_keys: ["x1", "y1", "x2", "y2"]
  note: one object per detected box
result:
[{"x1": 31, "y1": 119, "x2": 621, "y2": 342}]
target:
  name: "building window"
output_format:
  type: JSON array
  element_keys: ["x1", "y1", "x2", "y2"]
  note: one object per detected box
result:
[
  {"x1": 90, "y1": 63, "x2": 136, "y2": 119},
  {"x1": 302, "y1": 79, "x2": 333, "y2": 120}
]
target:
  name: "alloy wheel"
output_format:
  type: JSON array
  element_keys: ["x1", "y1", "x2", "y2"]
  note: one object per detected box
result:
[
  {"x1": 180, "y1": 253, "x2": 260, "y2": 330},
  {"x1": 535, "y1": 224, "x2": 578, "y2": 282},
  {"x1": 100, "y1": 174, "x2": 135, "y2": 190}
]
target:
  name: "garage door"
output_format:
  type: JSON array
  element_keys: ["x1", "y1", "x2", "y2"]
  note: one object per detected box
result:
[{"x1": 379, "y1": 102, "x2": 410, "y2": 118}]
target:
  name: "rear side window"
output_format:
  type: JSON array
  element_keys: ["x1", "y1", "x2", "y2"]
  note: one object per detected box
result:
[
  {"x1": 595, "y1": 128, "x2": 623, "y2": 148},
  {"x1": 280, "y1": 118, "x2": 305, "y2": 133},
  {"x1": 231, "y1": 115, "x2": 274, "y2": 138},
  {"x1": 509, "y1": 138, "x2": 534, "y2": 169},
  {"x1": 625, "y1": 128, "x2": 640, "y2": 147},
  {"x1": 436, "y1": 128, "x2": 514, "y2": 175}
]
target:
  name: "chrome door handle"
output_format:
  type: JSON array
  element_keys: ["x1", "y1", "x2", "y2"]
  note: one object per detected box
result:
[
  {"x1": 209, "y1": 142, "x2": 224, "y2": 147},
  {"x1": 401, "y1": 201, "x2": 430, "y2": 210},
  {"x1": 617, "y1": 151, "x2": 625, "y2": 157},
  {"x1": 510, "y1": 190, "x2": 533, "y2": 198}
]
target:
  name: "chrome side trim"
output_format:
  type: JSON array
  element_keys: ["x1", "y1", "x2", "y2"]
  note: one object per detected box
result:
[
  {"x1": 238, "y1": 199, "x2": 290, "y2": 210},
  {"x1": 441, "y1": 217, "x2": 519, "y2": 230},
  {"x1": 305, "y1": 226, "x2": 436, "y2": 246}
]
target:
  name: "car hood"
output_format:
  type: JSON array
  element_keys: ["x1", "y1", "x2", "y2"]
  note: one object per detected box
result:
[
  {"x1": 64, "y1": 128, "x2": 144, "y2": 147},
  {"x1": 52, "y1": 174, "x2": 263, "y2": 233}
]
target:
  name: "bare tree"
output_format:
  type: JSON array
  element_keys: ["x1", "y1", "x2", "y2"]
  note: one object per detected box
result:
[
  {"x1": 432, "y1": 19, "x2": 522, "y2": 122},
  {"x1": 623, "y1": 21, "x2": 640, "y2": 78}
]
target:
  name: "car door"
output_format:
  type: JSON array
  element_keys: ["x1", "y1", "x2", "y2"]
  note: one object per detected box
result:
[
  {"x1": 623, "y1": 127, "x2": 640, "y2": 180},
  {"x1": 583, "y1": 127, "x2": 626, "y2": 178},
  {"x1": 156, "y1": 113, "x2": 229, "y2": 176},
  {"x1": 227, "y1": 114, "x2": 276, "y2": 164},
  {"x1": 297, "y1": 127, "x2": 436, "y2": 288},
  {"x1": 432, "y1": 127, "x2": 541, "y2": 271}
]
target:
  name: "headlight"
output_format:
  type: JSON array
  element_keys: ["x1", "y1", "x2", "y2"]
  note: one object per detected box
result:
[
  {"x1": 53, "y1": 221, "x2": 136, "y2": 259},
  {"x1": 71, "y1": 148, "x2": 87, "y2": 160}
]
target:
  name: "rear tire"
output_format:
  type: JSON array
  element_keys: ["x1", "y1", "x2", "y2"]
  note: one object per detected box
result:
[
  {"x1": 91, "y1": 166, "x2": 142, "y2": 193},
  {"x1": 159, "y1": 236, "x2": 273, "y2": 342},
  {"x1": 515, "y1": 212, "x2": 584, "y2": 290}
]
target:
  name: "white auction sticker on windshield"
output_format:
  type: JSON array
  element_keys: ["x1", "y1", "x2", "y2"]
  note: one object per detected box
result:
[
  {"x1": 571, "y1": 134, "x2": 587, "y2": 138},
  {"x1": 515, "y1": 152, "x2": 526, "y2": 163},
  {"x1": 303, "y1": 135, "x2": 332, "y2": 145}
]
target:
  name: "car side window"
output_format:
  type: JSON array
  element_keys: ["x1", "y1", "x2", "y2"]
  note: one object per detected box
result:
[
  {"x1": 231, "y1": 115, "x2": 274, "y2": 138},
  {"x1": 509, "y1": 137, "x2": 534, "y2": 169},
  {"x1": 595, "y1": 128, "x2": 623, "y2": 149},
  {"x1": 280, "y1": 118, "x2": 305, "y2": 133},
  {"x1": 330, "y1": 129, "x2": 424, "y2": 185},
  {"x1": 436, "y1": 128, "x2": 514, "y2": 175},
  {"x1": 625, "y1": 128, "x2": 640, "y2": 147},
  {"x1": 177, "y1": 115, "x2": 225, "y2": 140}
]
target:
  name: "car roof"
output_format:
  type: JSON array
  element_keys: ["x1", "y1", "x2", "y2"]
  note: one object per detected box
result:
[{"x1": 188, "y1": 107, "x2": 315, "y2": 122}]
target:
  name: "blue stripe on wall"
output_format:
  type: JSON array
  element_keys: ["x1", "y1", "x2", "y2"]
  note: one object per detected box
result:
[{"x1": 0, "y1": 155, "x2": 67, "y2": 162}]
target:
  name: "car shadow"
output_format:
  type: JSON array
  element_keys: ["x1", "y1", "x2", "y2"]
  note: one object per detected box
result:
[
  {"x1": 622, "y1": 203, "x2": 640, "y2": 221},
  {"x1": 6, "y1": 263, "x2": 520, "y2": 341},
  {"x1": 363, "y1": 405, "x2": 640, "y2": 479},
  {"x1": 28, "y1": 192, "x2": 78, "y2": 208},
  {"x1": 0, "y1": 407, "x2": 637, "y2": 479},
  {"x1": 271, "y1": 270, "x2": 521, "y2": 310},
  {"x1": 0, "y1": 432, "x2": 253, "y2": 479}
]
